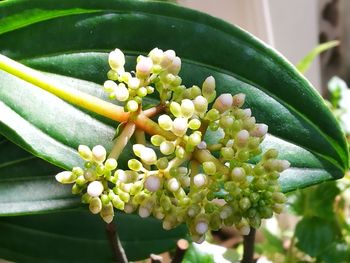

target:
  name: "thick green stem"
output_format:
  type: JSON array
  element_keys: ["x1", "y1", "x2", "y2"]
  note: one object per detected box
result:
[
  {"x1": 109, "y1": 122, "x2": 135, "y2": 159},
  {"x1": 193, "y1": 149, "x2": 229, "y2": 174}
]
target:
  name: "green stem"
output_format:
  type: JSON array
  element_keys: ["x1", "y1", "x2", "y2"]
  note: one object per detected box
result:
[
  {"x1": 193, "y1": 149, "x2": 229, "y2": 174},
  {"x1": 109, "y1": 122, "x2": 135, "y2": 159}
]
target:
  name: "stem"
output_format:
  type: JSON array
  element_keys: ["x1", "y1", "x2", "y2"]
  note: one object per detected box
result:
[
  {"x1": 134, "y1": 129, "x2": 150, "y2": 169},
  {"x1": 106, "y1": 223, "x2": 128, "y2": 263},
  {"x1": 0, "y1": 54, "x2": 129, "y2": 123},
  {"x1": 109, "y1": 122, "x2": 135, "y2": 159},
  {"x1": 193, "y1": 149, "x2": 229, "y2": 174},
  {"x1": 242, "y1": 228, "x2": 256, "y2": 263},
  {"x1": 143, "y1": 104, "x2": 166, "y2": 118},
  {"x1": 171, "y1": 239, "x2": 189, "y2": 263}
]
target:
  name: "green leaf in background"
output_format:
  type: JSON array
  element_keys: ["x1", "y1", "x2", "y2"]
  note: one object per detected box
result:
[
  {"x1": 296, "y1": 40, "x2": 339, "y2": 74},
  {"x1": 182, "y1": 243, "x2": 215, "y2": 263},
  {"x1": 0, "y1": 0, "x2": 348, "y2": 211},
  {"x1": 0, "y1": 210, "x2": 187, "y2": 262},
  {"x1": 295, "y1": 216, "x2": 340, "y2": 258}
]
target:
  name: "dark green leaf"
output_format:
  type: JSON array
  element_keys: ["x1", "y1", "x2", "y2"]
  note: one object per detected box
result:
[
  {"x1": 0, "y1": 210, "x2": 187, "y2": 262},
  {"x1": 295, "y1": 216, "x2": 339, "y2": 257},
  {"x1": 0, "y1": 0, "x2": 348, "y2": 214},
  {"x1": 321, "y1": 242, "x2": 350, "y2": 263}
]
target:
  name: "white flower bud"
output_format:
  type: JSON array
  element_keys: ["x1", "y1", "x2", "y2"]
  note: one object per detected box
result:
[
  {"x1": 213, "y1": 93, "x2": 233, "y2": 113},
  {"x1": 128, "y1": 77, "x2": 140, "y2": 90},
  {"x1": 237, "y1": 225, "x2": 250, "y2": 236},
  {"x1": 195, "y1": 221, "x2": 208, "y2": 235},
  {"x1": 193, "y1": 173, "x2": 207, "y2": 188},
  {"x1": 115, "y1": 83, "x2": 129, "y2": 101},
  {"x1": 136, "y1": 56, "x2": 153, "y2": 76},
  {"x1": 193, "y1": 95, "x2": 208, "y2": 114},
  {"x1": 172, "y1": 117, "x2": 188, "y2": 137},
  {"x1": 139, "y1": 206, "x2": 151, "y2": 218},
  {"x1": 89, "y1": 197, "x2": 102, "y2": 214},
  {"x1": 92, "y1": 145, "x2": 106, "y2": 163},
  {"x1": 160, "y1": 141, "x2": 175, "y2": 155},
  {"x1": 55, "y1": 171, "x2": 76, "y2": 184},
  {"x1": 202, "y1": 76, "x2": 216, "y2": 103},
  {"x1": 188, "y1": 132, "x2": 202, "y2": 147},
  {"x1": 78, "y1": 145, "x2": 92, "y2": 161},
  {"x1": 158, "y1": 114, "x2": 173, "y2": 131},
  {"x1": 145, "y1": 175, "x2": 161, "y2": 192},
  {"x1": 140, "y1": 147, "x2": 157, "y2": 165},
  {"x1": 149, "y1": 48, "x2": 164, "y2": 64},
  {"x1": 108, "y1": 49, "x2": 125, "y2": 70},
  {"x1": 105, "y1": 158, "x2": 118, "y2": 171},
  {"x1": 220, "y1": 206, "x2": 233, "y2": 219},
  {"x1": 133, "y1": 144, "x2": 145, "y2": 157},
  {"x1": 124, "y1": 203, "x2": 136, "y2": 214},
  {"x1": 181, "y1": 99, "x2": 195, "y2": 118},
  {"x1": 243, "y1": 108, "x2": 252, "y2": 118},
  {"x1": 236, "y1": 130, "x2": 250, "y2": 146},
  {"x1": 167, "y1": 56, "x2": 181, "y2": 75},
  {"x1": 232, "y1": 93, "x2": 246, "y2": 107},
  {"x1": 161, "y1": 49, "x2": 176, "y2": 68},
  {"x1": 126, "y1": 100, "x2": 139, "y2": 112},
  {"x1": 250, "y1": 124, "x2": 268, "y2": 137},
  {"x1": 87, "y1": 181, "x2": 104, "y2": 197},
  {"x1": 103, "y1": 80, "x2": 117, "y2": 93},
  {"x1": 197, "y1": 141, "x2": 207, "y2": 150},
  {"x1": 167, "y1": 178, "x2": 180, "y2": 192}
]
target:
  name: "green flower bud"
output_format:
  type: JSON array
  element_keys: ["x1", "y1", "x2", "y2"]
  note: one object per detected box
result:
[
  {"x1": 100, "y1": 194, "x2": 110, "y2": 205},
  {"x1": 203, "y1": 161, "x2": 216, "y2": 175},
  {"x1": 105, "y1": 158, "x2": 118, "y2": 171},
  {"x1": 84, "y1": 168, "x2": 97, "y2": 181},
  {"x1": 272, "y1": 203, "x2": 284, "y2": 213},
  {"x1": 115, "y1": 170, "x2": 138, "y2": 184},
  {"x1": 219, "y1": 115, "x2": 234, "y2": 129},
  {"x1": 239, "y1": 197, "x2": 251, "y2": 211},
  {"x1": 248, "y1": 215, "x2": 261, "y2": 229},
  {"x1": 170, "y1": 101, "x2": 182, "y2": 117},
  {"x1": 137, "y1": 87, "x2": 148, "y2": 97},
  {"x1": 78, "y1": 145, "x2": 92, "y2": 161},
  {"x1": 181, "y1": 99, "x2": 195, "y2": 118},
  {"x1": 167, "y1": 178, "x2": 180, "y2": 192},
  {"x1": 210, "y1": 212, "x2": 222, "y2": 231},
  {"x1": 188, "y1": 131, "x2": 202, "y2": 147},
  {"x1": 231, "y1": 167, "x2": 246, "y2": 182},
  {"x1": 146, "y1": 86, "x2": 154, "y2": 94},
  {"x1": 156, "y1": 157, "x2": 169, "y2": 170},
  {"x1": 100, "y1": 202, "x2": 114, "y2": 223},
  {"x1": 272, "y1": 192, "x2": 287, "y2": 204},
  {"x1": 130, "y1": 181, "x2": 144, "y2": 195},
  {"x1": 126, "y1": 100, "x2": 139, "y2": 112},
  {"x1": 202, "y1": 76, "x2": 216, "y2": 103},
  {"x1": 187, "y1": 204, "x2": 201, "y2": 217},
  {"x1": 118, "y1": 190, "x2": 130, "y2": 203},
  {"x1": 89, "y1": 197, "x2": 102, "y2": 214},
  {"x1": 103, "y1": 80, "x2": 117, "y2": 93},
  {"x1": 76, "y1": 175, "x2": 87, "y2": 186},
  {"x1": 175, "y1": 146, "x2": 185, "y2": 159},
  {"x1": 96, "y1": 164, "x2": 105, "y2": 175},
  {"x1": 81, "y1": 193, "x2": 92, "y2": 204},
  {"x1": 188, "y1": 118, "x2": 201, "y2": 130},
  {"x1": 128, "y1": 159, "x2": 143, "y2": 171},
  {"x1": 160, "y1": 194, "x2": 172, "y2": 211},
  {"x1": 259, "y1": 207, "x2": 273, "y2": 218},
  {"x1": 193, "y1": 95, "x2": 208, "y2": 115},
  {"x1": 208, "y1": 122, "x2": 219, "y2": 131},
  {"x1": 151, "y1": 135, "x2": 165, "y2": 146},
  {"x1": 221, "y1": 147, "x2": 234, "y2": 160},
  {"x1": 236, "y1": 219, "x2": 251, "y2": 235},
  {"x1": 55, "y1": 171, "x2": 76, "y2": 184},
  {"x1": 158, "y1": 114, "x2": 173, "y2": 131},
  {"x1": 160, "y1": 141, "x2": 175, "y2": 155},
  {"x1": 205, "y1": 109, "x2": 220, "y2": 121}
]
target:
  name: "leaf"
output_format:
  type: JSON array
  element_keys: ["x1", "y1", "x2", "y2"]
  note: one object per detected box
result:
[
  {"x1": 296, "y1": 40, "x2": 339, "y2": 74},
  {"x1": 255, "y1": 228, "x2": 284, "y2": 255},
  {"x1": 182, "y1": 243, "x2": 215, "y2": 263},
  {"x1": 0, "y1": 0, "x2": 348, "y2": 211},
  {"x1": 0, "y1": 210, "x2": 187, "y2": 262},
  {"x1": 295, "y1": 216, "x2": 340, "y2": 257}
]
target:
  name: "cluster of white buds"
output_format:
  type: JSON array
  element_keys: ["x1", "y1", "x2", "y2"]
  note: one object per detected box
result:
[
  {"x1": 104, "y1": 48, "x2": 183, "y2": 112},
  {"x1": 56, "y1": 48, "x2": 291, "y2": 243}
]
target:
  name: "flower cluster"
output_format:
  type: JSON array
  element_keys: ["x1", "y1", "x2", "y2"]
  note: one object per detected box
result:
[
  {"x1": 103, "y1": 48, "x2": 182, "y2": 112},
  {"x1": 56, "y1": 48, "x2": 291, "y2": 243}
]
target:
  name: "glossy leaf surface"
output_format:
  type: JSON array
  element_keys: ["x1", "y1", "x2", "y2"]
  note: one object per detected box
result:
[{"x1": 0, "y1": 0, "x2": 348, "y2": 213}]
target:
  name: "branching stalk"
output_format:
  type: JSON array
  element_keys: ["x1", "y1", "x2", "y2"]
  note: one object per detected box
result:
[
  {"x1": 109, "y1": 122, "x2": 136, "y2": 159},
  {"x1": 106, "y1": 223, "x2": 128, "y2": 263}
]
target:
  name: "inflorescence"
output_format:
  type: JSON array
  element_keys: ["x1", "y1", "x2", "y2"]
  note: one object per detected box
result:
[{"x1": 56, "y1": 48, "x2": 290, "y2": 243}]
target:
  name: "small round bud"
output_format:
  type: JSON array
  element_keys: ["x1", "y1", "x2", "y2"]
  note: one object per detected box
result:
[
  {"x1": 213, "y1": 93, "x2": 233, "y2": 113},
  {"x1": 193, "y1": 173, "x2": 207, "y2": 188},
  {"x1": 115, "y1": 83, "x2": 129, "y2": 101},
  {"x1": 205, "y1": 109, "x2": 220, "y2": 121},
  {"x1": 156, "y1": 157, "x2": 169, "y2": 170},
  {"x1": 167, "y1": 178, "x2": 180, "y2": 192},
  {"x1": 231, "y1": 167, "x2": 245, "y2": 182},
  {"x1": 202, "y1": 76, "x2": 216, "y2": 103},
  {"x1": 160, "y1": 141, "x2": 175, "y2": 155},
  {"x1": 78, "y1": 145, "x2": 92, "y2": 161},
  {"x1": 92, "y1": 145, "x2": 107, "y2": 163},
  {"x1": 193, "y1": 96, "x2": 208, "y2": 114},
  {"x1": 195, "y1": 220, "x2": 209, "y2": 235},
  {"x1": 243, "y1": 108, "x2": 252, "y2": 118},
  {"x1": 175, "y1": 146, "x2": 185, "y2": 158},
  {"x1": 126, "y1": 100, "x2": 139, "y2": 112},
  {"x1": 108, "y1": 49, "x2": 125, "y2": 70},
  {"x1": 133, "y1": 144, "x2": 145, "y2": 157},
  {"x1": 107, "y1": 70, "x2": 118, "y2": 81},
  {"x1": 128, "y1": 159, "x2": 143, "y2": 171},
  {"x1": 272, "y1": 192, "x2": 287, "y2": 204},
  {"x1": 89, "y1": 197, "x2": 102, "y2": 214},
  {"x1": 145, "y1": 175, "x2": 161, "y2": 192},
  {"x1": 188, "y1": 132, "x2": 201, "y2": 147},
  {"x1": 221, "y1": 147, "x2": 234, "y2": 159},
  {"x1": 189, "y1": 119, "x2": 201, "y2": 130},
  {"x1": 128, "y1": 77, "x2": 140, "y2": 90},
  {"x1": 100, "y1": 203, "x2": 114, "y2": 224},
  {"x1": 105, "y1": 158, "x2": 118, "y2": 171},
  {"x1": 172, "y1": 117, "x2": 188, "y2": 137},
  {"x1": 197, "y1": 141, "x2": 207, "y2": 150},
  {"x1": 161, "y1": 49, "x2": 176, "y2": 67},
  {"x1": 239, "y1": 197, "x2": 251, "y2": 211},
  {"x1": 139, "y1": 206, "x2": 151, "y2": 218},
  {"x1": 203, "y1": 161, "x2": 216, "y2": 175},
  {"x1": 170, "y1": 102, "x2": 182, "y2": 117},
  {"x1": 158, "y1": 115, "x2": 173, "y2": 131},
  {"x1": 136, "y1": 56, "x2": 153, "y2": 76},
  {"x1": 55, "y1": 171, "x2": 76, "y2": 184},
  {"x1": 181, "y1": 99, "x2": 195, "y2": 118},
  {"x1": 219, "y1": 116, "x2": 234, "y2": 129},
  {"x1": 87, "y1": 181, "x2": 104, "y2": 197},
  {"x1": 151, "y1": 135, "x2": 165, "y2": 146},
  {"x1": 168, "y1": 56, "x2": 181, "y2": 75},
  {"x1": 251, "y1": 124, "x2": 268, "y2": 137},
  {"x1": 149, "y1": 48, "x2": 164, "y2": 64},
  {"x1": 220, "y1": 205, "x2": 233, "y2": 219},
  {"x1": 103, "y1": 80, "x2": 117, "y2": 93},
  {"x1": 232, "y1": 93, "x2": 246, "y2": 107},
  {"x1": 137, "y1": 87, "x2": 148, "y2": 97},
  {"x1": 236, "y1": 130, "x2": 250, "y2": 146},
  {"x1": 140, "y1": 147, "x2": 157, "y2": 165}
]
